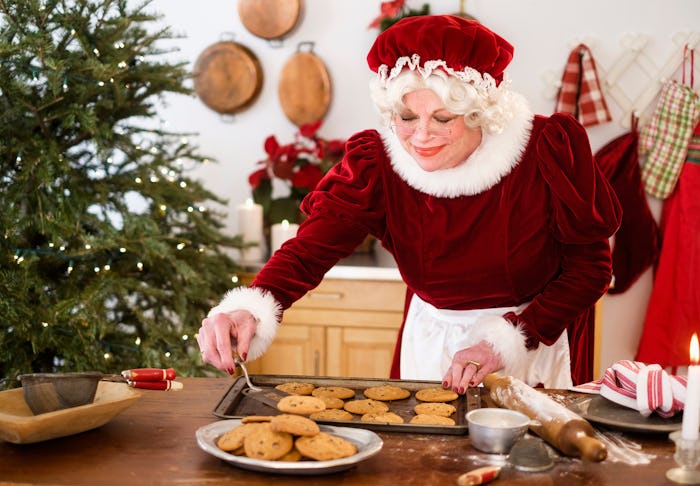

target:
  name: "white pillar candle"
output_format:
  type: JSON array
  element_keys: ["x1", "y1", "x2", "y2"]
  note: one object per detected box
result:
[
  {"x1": 270, "y1": 219, "x2": 299, "y2": 255},
  {"x1": 682, "y1": 333, "x2": 700, "y2": 440},
  {"x1": 236, "y1": 198, "x2": 264, "y2": 263}
]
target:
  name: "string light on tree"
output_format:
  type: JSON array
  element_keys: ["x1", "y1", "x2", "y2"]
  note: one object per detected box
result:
[{"x1": 0, "y1": 0, "x2": 241, "y2": 383}]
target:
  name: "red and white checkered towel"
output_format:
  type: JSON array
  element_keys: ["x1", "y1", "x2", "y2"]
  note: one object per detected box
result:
[
  {"x1": 555, "y1": 44, "x2": 612, "y2": 127},
  {"x1": 571, "y1": 360, "x2": 687, "y2": 417}
]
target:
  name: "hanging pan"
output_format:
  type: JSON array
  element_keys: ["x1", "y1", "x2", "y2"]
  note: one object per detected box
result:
[
  {"x1": 237, "y1": 0, "x2": 303, "y2": 42},
  {"x1": 193, "y1": 38, "x2": 263, "y2": 115},
  {"x1": 278, "y1": 41, "x2": 331, "y2": 126}
]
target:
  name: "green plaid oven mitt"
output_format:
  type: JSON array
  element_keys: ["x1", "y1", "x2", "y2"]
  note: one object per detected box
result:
[{"x1": 639, "y1": 79, "x2": 700, "y2": 199}]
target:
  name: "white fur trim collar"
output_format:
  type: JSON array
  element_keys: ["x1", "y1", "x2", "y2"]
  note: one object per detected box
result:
[{"x1": 384, "y1": 92, "x2": 533, "y2": 198}]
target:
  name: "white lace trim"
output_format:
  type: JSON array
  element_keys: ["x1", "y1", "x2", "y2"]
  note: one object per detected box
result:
[
  {"x1": 383, "y1": 91, "x2": 534, "y2": 198},
  {"x1": 377, "y1": 54, "x2": 506, "y2": 95}
]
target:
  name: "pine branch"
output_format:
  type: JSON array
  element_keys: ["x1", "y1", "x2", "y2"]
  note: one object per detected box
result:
[{"x1": 0, "y1": 0, "x2": 242, "y2": 387}]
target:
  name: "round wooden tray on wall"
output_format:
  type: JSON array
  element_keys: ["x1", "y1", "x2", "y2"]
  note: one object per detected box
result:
[
  {"x1": 192, "y1": 40, "x2": 263, "y2": 115},
  {"x1": 237, "y1": 0, "x2": 303, "y2": 41},
  {"x1": 278, "y1": 42, "x2": 331, "y2": 126}
]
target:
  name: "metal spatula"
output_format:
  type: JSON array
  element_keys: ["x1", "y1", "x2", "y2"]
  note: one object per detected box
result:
[
  {"x1": 233, "y1": 354, "x2": 262, "y2": 392},
  {"x1": 233, "y1": 353, "x2": 292, "y2": 410}
]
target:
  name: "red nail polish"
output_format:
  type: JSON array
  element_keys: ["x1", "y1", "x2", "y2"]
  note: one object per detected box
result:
[
  {"x1": 459, "y1": 387, "x2": 465, "y2": 394},
  {"x1": 442, "y1": 381, "x2": 448, "y2": 388},
  {"x1": 242, "y1": 353, "x2": 247, "y2": 361},
  {"x1": 227, "y1": 368, "x2": 235, "y2": 375}
]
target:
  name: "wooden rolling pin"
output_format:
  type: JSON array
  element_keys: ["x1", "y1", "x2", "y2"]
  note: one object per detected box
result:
[{"x1": 482, "y1": 374, "x2": 607, "y2": 462}]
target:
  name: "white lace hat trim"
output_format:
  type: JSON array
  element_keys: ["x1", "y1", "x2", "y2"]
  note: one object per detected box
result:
[{"x1": 376, "y1": 54, "x2": 506, "y2": 95}]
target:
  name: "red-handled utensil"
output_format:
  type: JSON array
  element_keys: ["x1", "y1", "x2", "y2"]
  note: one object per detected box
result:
[
  {"x1": 121, "y1": 368, "x2": 176, "y2": 381},
  {"x1": 128, "y1": 380, "x2": 183, "y2": 391}
]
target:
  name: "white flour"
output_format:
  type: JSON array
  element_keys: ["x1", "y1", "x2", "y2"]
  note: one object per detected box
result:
[{"x1": 593, "y1": 430, "x2": 656, "y2": 465}]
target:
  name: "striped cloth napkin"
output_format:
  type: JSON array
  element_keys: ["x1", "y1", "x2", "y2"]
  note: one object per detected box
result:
[{"x1": 571, "y1": 360, "x2": 687, "y2": 418}]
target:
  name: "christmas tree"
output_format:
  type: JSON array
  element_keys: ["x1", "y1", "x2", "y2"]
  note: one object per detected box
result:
[{"x1": 0, "y1": 0, "x2": 241, "y2": 389}]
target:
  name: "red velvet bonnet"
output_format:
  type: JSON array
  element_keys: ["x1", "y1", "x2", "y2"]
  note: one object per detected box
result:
[{"x1": 367, "y1": 15, "x2": 514, "y2": 87}]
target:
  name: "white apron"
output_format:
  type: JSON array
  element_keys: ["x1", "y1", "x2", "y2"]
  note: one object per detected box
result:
[{"x1": 400, "y1": 294, "x2": 573, "y2": 389}]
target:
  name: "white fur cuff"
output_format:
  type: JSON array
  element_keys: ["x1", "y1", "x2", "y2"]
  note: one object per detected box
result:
[
  {"x1": 208, "y1": 286, "x2": 282, "y2": 361},
  {"x1": 467, "y1": 314, "x2": 529, "y2": 376}
]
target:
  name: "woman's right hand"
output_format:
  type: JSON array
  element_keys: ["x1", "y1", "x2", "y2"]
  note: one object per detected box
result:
[
  {"x1": 443, "y1": 340, "x2": 503, "y2": 394},
  {"x1": 197, "y1": 309, "x2": 259, "y2": 374}
]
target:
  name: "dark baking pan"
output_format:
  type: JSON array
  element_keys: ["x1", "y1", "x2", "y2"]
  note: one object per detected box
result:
[{"x1": 213, "y1": 374, "x2": 486, "y2": 435}]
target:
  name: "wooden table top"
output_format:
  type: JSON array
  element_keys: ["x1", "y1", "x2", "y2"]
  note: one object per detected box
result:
[{"x1": 0, "y1": 377, "x2": 685, "y2": 485}]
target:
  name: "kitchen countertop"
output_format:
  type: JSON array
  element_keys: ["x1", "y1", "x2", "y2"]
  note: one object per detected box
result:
[
  {"x1": 243, "y1": 244, "x2": 403, "y2": 281},
  {"x1": 0, "y1": 377, "x2": 684, "y2": 485},
  {"x1": 326, "y1": 245, "x2": 401, "y2": 280}
]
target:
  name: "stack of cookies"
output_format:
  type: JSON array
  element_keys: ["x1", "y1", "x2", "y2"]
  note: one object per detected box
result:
[
  {"x1": 272, "y1": 382, "x2": 460, "y2": 426},
  {"x1": 216, "y1": 414, "x2": 357, "y2": 462}
]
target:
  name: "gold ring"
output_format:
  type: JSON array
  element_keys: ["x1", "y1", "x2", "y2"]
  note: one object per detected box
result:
[{"x1": 467, "y1": 360, "x2": 481, "y2": 372}]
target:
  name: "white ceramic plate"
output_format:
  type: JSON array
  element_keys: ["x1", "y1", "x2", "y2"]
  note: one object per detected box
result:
[{"x1": 196, "y1": 419, "x2": 383, "y2": 475}]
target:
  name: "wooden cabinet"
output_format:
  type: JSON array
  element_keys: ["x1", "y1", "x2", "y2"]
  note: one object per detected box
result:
[{"x1": 244, "y1": 276, "x2": 407, "y2": 378}]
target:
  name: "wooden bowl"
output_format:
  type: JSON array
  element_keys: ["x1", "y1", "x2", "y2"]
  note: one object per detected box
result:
[{"x1": 0, "y1": 381, "x2": 140, "y2": 444}]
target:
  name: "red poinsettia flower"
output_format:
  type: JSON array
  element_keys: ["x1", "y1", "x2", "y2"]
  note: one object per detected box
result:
[
  {"x1": 249, "y1": 121, "x2": 347, "y2": 225},
  {"x1": 263, "y1": 135, "x2": 280, "y2": 160},
  {"x1": 272, "y1": 159, "x2": 295, "y2": 180},
  {"x1": 326, "y1": 139, "x2": 346, "y2": 159},
  {"x1": 248, "y1": 168, "x2": 270, "y2": 189},
  {"x1": 368, "y1": 0, "x2": 405, "y2": 29},
  {"x1": 299, "y1": 120, "x2": 322, "y2": 139},
  {"x1": 290, "y1": 163, "x2": 324, "y2": 192}
]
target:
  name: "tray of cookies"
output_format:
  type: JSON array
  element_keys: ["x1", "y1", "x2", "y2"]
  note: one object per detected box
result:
[{"x1": 213, "y1": 374, "x2": 486, "y2": 435}]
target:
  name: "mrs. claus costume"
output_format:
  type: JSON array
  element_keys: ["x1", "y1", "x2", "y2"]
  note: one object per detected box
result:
[{"x1": 209, "y1": 16, "x2": 622, "y2": 387}]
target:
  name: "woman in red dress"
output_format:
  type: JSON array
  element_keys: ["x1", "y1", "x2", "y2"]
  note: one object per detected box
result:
[{"x1": 197, "y1": 15, "x2": 621, "y2": 390}]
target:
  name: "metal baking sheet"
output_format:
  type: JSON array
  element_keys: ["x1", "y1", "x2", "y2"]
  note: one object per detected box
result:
[{"x1": 213, "y1": 374, "x2": 485, "y2": 435}]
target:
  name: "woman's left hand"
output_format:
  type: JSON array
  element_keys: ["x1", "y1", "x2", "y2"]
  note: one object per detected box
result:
[{"x1": 443, "y1": 340, "x2": 503, "y2": 394}]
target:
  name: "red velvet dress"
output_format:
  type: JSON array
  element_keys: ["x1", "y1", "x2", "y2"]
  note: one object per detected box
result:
[{"x1": 251, "y1": 113, "x2": 621, "y2": 385}]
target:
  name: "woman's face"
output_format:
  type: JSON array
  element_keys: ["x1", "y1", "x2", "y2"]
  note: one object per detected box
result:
[{"x1": 392, "y1": 89, "x2": 482, "y2": 172}]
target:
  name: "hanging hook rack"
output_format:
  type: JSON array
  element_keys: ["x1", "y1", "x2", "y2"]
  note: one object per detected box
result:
[{"x1": 544, "y1": 31, "x2": 700, "y2": 129}]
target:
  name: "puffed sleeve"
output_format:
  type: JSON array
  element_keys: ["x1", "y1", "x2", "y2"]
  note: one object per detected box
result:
[
  {"x1": 516, "y1": 114, "x2": 622, "y2": 346},
  {"x1": 251, "y1": 129, "x2": 388, "y2": 310},
  {"x1": 537, "y1": 113, "x2": 622, "y2": 243}
]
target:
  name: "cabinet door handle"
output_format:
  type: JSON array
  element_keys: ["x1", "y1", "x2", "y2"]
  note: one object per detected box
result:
[
  {"x1": 313, "y1": 350, "x2": 320, "y2": 376},
  {"x1": 307, "y1": 291, "x2": 344, "y2": 300}
]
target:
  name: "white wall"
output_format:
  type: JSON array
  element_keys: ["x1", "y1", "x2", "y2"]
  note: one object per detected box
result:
[{"x1": 148, "y1": 0, "x2": 699, "y2": 375}]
